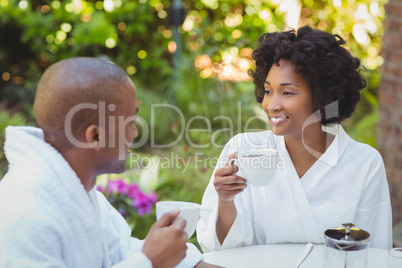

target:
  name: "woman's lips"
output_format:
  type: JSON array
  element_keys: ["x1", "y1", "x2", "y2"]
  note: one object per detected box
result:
[{"x1": 269, "y1": 116, "x2": 289, "y2": 125}]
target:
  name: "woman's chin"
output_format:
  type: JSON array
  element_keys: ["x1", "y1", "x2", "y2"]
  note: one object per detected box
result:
[{"x1": 270, "y1": 126, "x2": 282, "y2": 135}]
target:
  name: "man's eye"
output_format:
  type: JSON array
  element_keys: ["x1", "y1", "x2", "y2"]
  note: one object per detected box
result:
[{"x1": 129, "y1": 116, "x2": 137, "y2": 125}]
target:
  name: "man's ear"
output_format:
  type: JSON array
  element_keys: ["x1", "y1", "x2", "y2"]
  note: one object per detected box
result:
[{"x1": 84, "y1": 124, "x2": 100, "y2": 151}]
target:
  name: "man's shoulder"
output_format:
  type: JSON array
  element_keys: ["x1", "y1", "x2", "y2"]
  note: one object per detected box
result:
[
  {"x1": 0, "y1": 170, "x2": 68, "y2": 229},
  {"x1": 0, "y1": 180, "x2": 58, "y2": 219},
  {"x1": 0, "y1": 189, "x2": 62, "y2": 243}
]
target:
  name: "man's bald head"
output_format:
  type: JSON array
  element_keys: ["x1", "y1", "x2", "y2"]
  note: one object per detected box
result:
[{"x1": 34, "y1": 57, "x2": 132, "y2": 144}]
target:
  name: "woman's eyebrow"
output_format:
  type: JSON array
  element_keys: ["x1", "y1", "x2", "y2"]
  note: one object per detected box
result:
[{"x1": 265, "y1": 81, "x2": 300, "y2": 87}]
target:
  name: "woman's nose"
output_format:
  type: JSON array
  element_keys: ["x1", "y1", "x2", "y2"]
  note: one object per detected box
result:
[{"x1": 265, "y1": 95, "x2": 282, "y2": 112}]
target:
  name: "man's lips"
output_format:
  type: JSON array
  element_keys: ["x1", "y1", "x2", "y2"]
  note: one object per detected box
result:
[{"x1": 269, "y1": 116, "x2": 289, "y2": 125}]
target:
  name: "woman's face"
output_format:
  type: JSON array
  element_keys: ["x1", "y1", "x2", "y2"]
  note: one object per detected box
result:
[{"x1": 262, "y1": 59, "x2": 314, "y2": 139}]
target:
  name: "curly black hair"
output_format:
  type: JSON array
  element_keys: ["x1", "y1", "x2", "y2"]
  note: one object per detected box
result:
[{"x1": 248, "y1": 25, "x2": 366, "y2": 125}]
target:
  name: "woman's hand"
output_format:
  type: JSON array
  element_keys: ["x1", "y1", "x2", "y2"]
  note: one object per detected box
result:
[
  {"x1": 213, "y1": 152, "x2": 247, "y2": 202},
  {"x1": 214, "y1": 152, "x2": 247, "y2": 244}
]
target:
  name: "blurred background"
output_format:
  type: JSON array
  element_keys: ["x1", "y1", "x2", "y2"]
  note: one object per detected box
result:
[{"x1": 1, "y1": 0, "x2": 398, "y2": 248}]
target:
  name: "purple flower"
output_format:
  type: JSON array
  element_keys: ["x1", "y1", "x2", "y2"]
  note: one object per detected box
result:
[
  {"x1": 148, "y1": 190, "x2": 157, "y2": 203},
  {"x1": 106, "y1": 179, "x2": 127, "y2": 195},
  {"x1": 103, "y1": 180, "x2": 157, "y2": 217},
  {"x1": 96, "y1": 186, "x2": 104, "y2": 192},
  {"x1": 126, "y1": 183, "x2": 140, "y2": 199},
  {"x1": 132, "y1": 191, "x2": 157, "y2": 216}
]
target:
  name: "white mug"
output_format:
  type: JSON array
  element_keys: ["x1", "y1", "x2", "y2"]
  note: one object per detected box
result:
[
  {"x1": 388, "y1": 248, "x2": 402, "y2": 268},
  {"x1": 156, "y1": 201, "x2": 200, "y2": 238},
  {"x1": 230, "y1": 148, "x2": 278, "y2": 187}
]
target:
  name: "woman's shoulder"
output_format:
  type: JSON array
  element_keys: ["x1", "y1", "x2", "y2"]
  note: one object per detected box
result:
[
  {"x1": 346, "y1": 138, "x2": 383, "y2": 161},
  {"x1": 341, "y1": 137, "x2": 385, "y2": 176}
]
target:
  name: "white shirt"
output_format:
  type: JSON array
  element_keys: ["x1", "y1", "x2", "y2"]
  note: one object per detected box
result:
[
  {"x1": 0, "y1": 126, "x2": 203, "y2": 267},
  {"x1": 197, "y1": 125, "x2": 392, "y2": 252}
]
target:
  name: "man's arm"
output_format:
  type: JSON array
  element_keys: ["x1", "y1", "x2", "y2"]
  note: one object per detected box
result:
[
  {"x1": 0, "y1": 218, "x2": 68, "y2": 268},
  {"x1": 142, "y1": 209, "x2": 189, "y2": 267}
]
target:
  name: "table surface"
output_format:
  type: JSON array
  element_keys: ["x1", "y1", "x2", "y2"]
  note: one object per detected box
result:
[{"x1": 203, "y1": 244, "x2": 388, "y2": 268}]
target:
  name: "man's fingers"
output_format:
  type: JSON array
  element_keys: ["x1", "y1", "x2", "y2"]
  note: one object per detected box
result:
[
  {"x1": 171, "y1": 218, "x2": 187, "y2": 231},
  {"x1": 155, "y1": 208, "x2": 180, "y2": 228}
]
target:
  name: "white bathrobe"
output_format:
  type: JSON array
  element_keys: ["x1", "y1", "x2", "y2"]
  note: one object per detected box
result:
[
  {"x1": 197, "y1": 125, "x2": 392, "y2": 252},
  {"x1": 0, "y1": 126, "x2": 203, "y2": 267}
]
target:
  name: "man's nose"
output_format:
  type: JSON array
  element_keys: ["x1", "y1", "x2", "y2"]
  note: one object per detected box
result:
[{"x1": 133, "y1": 124, "x2": 139, "y2": 139}]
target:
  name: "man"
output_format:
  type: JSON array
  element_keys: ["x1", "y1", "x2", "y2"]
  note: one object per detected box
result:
[{"x1": 0, "y1": 57, "x2": 214, "y2": 267}]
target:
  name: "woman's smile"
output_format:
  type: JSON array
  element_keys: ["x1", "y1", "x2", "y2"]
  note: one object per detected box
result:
[
  {"x1": 262, "y1": 59, "x2": 314, "y2": 138},
  {"x1": 269, "y1": 116, "x2": 289, "y2": 125}
]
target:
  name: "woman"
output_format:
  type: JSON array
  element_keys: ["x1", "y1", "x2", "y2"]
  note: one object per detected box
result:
[{"x1": 196, "y1": 25, "x2": 392, "y2": 252}]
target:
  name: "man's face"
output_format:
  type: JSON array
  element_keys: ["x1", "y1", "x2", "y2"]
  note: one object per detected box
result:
[{"x1": 97, "y1": 79, "x2": 139, "y2": 175}]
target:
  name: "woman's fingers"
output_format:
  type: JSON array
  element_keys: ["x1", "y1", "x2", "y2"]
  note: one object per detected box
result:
[
  {"x1": 214, "y1": 175, "x2": 247, "y2": 191},
  {"x1": 215, "y1": 165, "x2": 239, "y2": 177}
]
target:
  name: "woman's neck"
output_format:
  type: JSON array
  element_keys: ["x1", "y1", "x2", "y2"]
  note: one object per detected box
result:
[{"x1": 284, "y1": 124, "x2": 335, "y2": 178}]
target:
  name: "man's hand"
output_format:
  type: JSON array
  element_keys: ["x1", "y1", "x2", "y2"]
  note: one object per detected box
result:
[
  {"x1": 142, "y1": 209, "x2": 188, "y2": 268},
  {"x1": 195, "y1": 261, "x2": 224, "y2": 268}
]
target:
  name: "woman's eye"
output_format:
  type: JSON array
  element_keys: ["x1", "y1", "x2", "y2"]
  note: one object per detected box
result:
[
  {"x1": 264, "y1": 90, "x2": 272, "y2": 95},
  {"x1": 283, "y1": 91, "x2": 293, "y2": 96}
]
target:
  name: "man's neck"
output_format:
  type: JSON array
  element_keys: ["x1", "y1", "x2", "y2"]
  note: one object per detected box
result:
[
  {"x1": 61, "y1": 149, "x2": 96, "y2": 192},
  {"x1": 44, "y1": 131, "x2": 96, "y2": 192}
]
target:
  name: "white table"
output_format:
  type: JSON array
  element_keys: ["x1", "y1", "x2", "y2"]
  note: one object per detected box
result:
[{"x1": 203, "y1": 244, "x2": 388, "y2": 268}]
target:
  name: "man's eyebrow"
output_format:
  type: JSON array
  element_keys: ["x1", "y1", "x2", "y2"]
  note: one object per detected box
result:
[{"x1": 264, "y1": 81, "x2": 300, "y2": 87}]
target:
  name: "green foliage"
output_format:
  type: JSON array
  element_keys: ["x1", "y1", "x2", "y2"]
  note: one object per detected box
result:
[
  {"x1": 132, "y1": 53, "x2": 267, "y2": 148},
  {"x1": 298, "y1": 0, "x2": 386, "y2": 145},
  {"x1": 122, "y1": 145, "x2": 220, "y2": 248},
  {"x1": 0, "y1": 0, "x2": 387, "y2": 246},
  {"x1": 0, "y1": 112, "x2": 29, "y2": 177},
  {"x1": 0, "y1": 0, "x2": 284, "y2": 115},
  {"x1": 343, "y1": 69, "x2": 380, "y2": 147}
]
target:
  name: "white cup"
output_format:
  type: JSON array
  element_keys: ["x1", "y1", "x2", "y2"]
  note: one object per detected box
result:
[
  {"x1": 388, "y1": 248, "x2": 402, "y2": 268},
  {"x1": 230, "y1": 148, "x2": 278, "y2": 187},
  {"x1": 155, "y1": 201, "x2": 200, "y2": 238}
]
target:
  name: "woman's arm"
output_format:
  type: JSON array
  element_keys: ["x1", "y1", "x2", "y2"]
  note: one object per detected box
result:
[
  {"x1": 214, "y1": 158, "x2": 245, "y2": 244},
  {"x1": 354, "y1": 152, "x2": 392, "y2": 249},
  {"x1": 197, "y1": 134, "x2": 254, "y2": 252}
]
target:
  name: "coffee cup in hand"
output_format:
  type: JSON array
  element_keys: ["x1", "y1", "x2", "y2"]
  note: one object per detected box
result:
[
  {"x1": 156, "y1": 201, "x2": 200, "y2": 238},
  {"x1": 230, "y1": 148, "x2": 277, "y2": 187}
]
